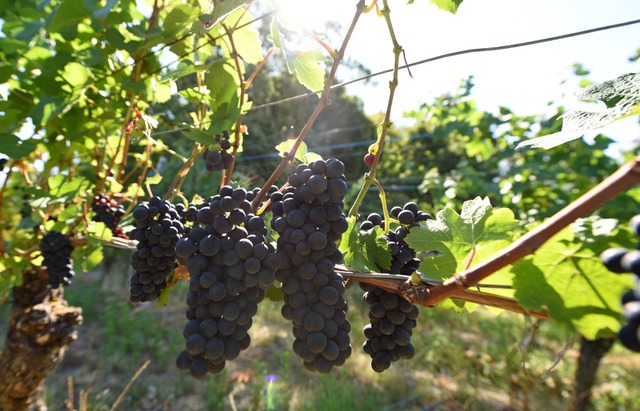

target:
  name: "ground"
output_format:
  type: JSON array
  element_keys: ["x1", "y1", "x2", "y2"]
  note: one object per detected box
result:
[{"x1": 3, "y1": 256, "x2": 640, "y2": 411}]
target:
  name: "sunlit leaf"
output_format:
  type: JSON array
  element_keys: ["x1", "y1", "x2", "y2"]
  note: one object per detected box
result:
[
  {"x1": 49, "y1": 0, "x2": 91, "y2": 32},
  {"x1": 511, "y1": 218, "x2": 635, "y2": 339},
  {"x1": 517, "y1": 72, "x2": 640, "y2": 150},
  {"x1": 339, "y1": 217, "x2": 391, "y2": 273}
]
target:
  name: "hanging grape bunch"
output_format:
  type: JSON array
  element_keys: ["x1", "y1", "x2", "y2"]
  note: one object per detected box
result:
[
  {"x1": 91, "y1": 193, "x2": 127, "y2": 239},
  {"x1": 40, "y1": 231, "x2": 75, "y2": 288},
  {"x1": 202, "y1": 130, "x2": 234, "y2": 172},
  {"x1": 600, "y1": 214, "x2": 640, "y2": 352},
  {"x1": 270, "y1": 158, "x2": 352, "y2": 373},
  {"x1": 359, "y1": 202, "x2": 432, "y2": 372},
  {"x1": 173, "y1": 186, "x2": 282, "y2": 378},
  {"x1": 128, "y1": 197, "x2": 185, "y2": 302}
]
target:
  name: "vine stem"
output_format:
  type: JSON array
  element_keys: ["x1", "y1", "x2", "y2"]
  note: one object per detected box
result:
[
  {"x1": 250, "y1": 0, "x2": 366, "y2": 212},
  {"x1": 412, "y1": 156, "x2": 640, "y2": 306},
  {"x1": 220, "y1": 24, "x2": 247, "y2": 186},
  {"x1": 347, "y1": 0, "x2": 401, "y2": 229}
]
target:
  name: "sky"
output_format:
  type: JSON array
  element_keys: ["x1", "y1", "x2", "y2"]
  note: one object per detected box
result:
[{"x1": 276, "y1": 0, "x2": 640, "y2": 151}]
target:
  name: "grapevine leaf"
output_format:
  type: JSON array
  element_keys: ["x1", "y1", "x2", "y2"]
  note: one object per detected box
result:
[
  {"x1": 406, "y1": 197, "x2": 518, "y2": 282},
  {"x1": 48, "y1": 175, "x2": 91, "y2": 202},
  {"x1": 209, "y1": 0, "x2": 250, "y2": 31},
  {"x1": 270, "y1": 18, "x2": 326, "y2": 95},
  {"x1": 73, "y1": 245, "x2": 103, "y2": 273},
  {"x1": 265, "y1": 284, "x2": 284, "y2": 302},
  {"x1": 517, "y1": 72, "x2": 640, "y2": 150},
  {"x1": 49, "y1": 0, "x2": 91, "y2": 32},
  {"x1": 181, "y1": 129, "x2": 215, "y2": 145},
  {"x1": 511, "y1": 218, "x2": 634, "y2": 339},
  {"x1": 339, "y1": 217, "x2": 391, "y2": 273},
  {"x1": 426, "y1": 0, "x2": 464, "y2": 13},
  {"x1": 92, "y1": 0, "x2": 118, "y2": 19},
  {"x1": 87, "y1": 222, "x2": 112, "y2": 245},
  {"x1": 0, "y1": 134, "x2": 36, "y2": 158},
  {"x1": 219, "y1": 9, "x2": 263, "y2": 65},
  {"x1": 275, "y1": 140, "x2": 309, "y2": 163}
]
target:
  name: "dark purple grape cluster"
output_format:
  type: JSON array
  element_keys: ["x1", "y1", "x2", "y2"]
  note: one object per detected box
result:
[
  {"x1": 40, "y1": 231, "x2": 75, "y2": 288},
  {"x1": 173, "y1": 186, "x2": 281, "y2": 378},
  {"x1": 91, "y1": 193, "x2": 126, "y2": 239},
  {"x1": 358, "y1": 203, "x2": 432, "y2": 372},
  {"x1": 202, "y1": 130, "x2": 234, "y2": 172},
  {"x1": 128, "y1": 197, "x2": 185, "y2": 302},
  {"x1": 601, "y1": 214, "x2": 640, "y2": 352},
  {"x1": 270, "y1": 159, "x2": 352, "y2": 373}
]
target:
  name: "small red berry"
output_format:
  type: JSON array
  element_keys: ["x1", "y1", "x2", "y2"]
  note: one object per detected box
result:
[{"x1": 364, "y1": 153, "x2": 375, "y2": 168}]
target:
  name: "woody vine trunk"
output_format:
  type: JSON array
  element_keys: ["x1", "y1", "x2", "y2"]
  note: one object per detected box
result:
[{"x1": 0, "y1": 269, "x2": 83, "y2": 411}]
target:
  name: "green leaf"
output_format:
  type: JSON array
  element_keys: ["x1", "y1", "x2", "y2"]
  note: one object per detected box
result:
[
  {"x1": 48, "y1": 175, "x2": 91, "y2": 202},
  {"x1": 339, "y1": 216, "x2": 391, "y2": 273},
  {"x1": 0, "y1": 134, "x2": 37, "y2": 158},
  {"x1": 207, "y1": 0, "x2": 251, "y2": 32},
  {"x1": 73, "y1": 245, "x2": 103, "y2": 273},
  {"x1": 275, "y1": 140, "x2": 308, "y2": 163},
  {"x1": 427, "y1": 0, "x2": 464, "y2": 13},
  {"x1": 181, "y1": 129, "x2": 216, "y2": 145},
  {"x1": 406, "y1": 197, "x2": 518, "y2": 282},
  {"x1": 221, "y1": 9, "x2": 263, "y2": 64},
  {"x1": 164, "y1": 3, "x2": 200, "y2": 37},
  {"x1": 265, "y1": 284, "x2": 284, "y2": 302},
  {"x1": 60, "y1": 62, "x2": 92, "y2": 88},
  {"x1": 92, "y1": 0, "x2": 118, "y2": 19},
  {"x1": 87, "y1": 221, "x2": 113, "y2": 245},
  {"x1": 511, "y1": 220, "x2": 634, "y2": 339},
  {"x1": 270, "y1": 18, "x2": 326, "y2": 94},
  {"x1": 517, "y1": 72, "x2": 640, "y2": 150},
  {"x1": 49, "y1": 0, "x2": 92, "y2": 32}
]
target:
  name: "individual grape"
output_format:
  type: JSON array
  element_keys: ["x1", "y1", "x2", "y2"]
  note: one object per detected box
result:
[
  {"x1": 619, "y1": 324, "x2": 640, "y2": 352},
  {"x1": 40, "y1": 231, "x2": 75, "y2": 288},
  {"x1": 364, "y1": 153, "x2": 375, "y2": 168},
  {"x1": 622, "y1": 250, "x2": 640, "y2": 275},
  {"x1": 600, "y1": 247, "x2": 630, "y2": 274}
]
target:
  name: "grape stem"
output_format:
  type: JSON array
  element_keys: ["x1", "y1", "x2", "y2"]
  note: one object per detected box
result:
[
  {"x1": 347, "y1": 0, "x2": 401, "y2": 234},
  {"x1": 250, "y1": 0, "x2": 366, "y2": 212},
  {"x1": 412, "y1": 156, "x2": 640, "y2": 307}
]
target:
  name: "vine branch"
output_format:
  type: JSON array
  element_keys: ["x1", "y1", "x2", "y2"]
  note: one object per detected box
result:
[
  {"x1": 412, "y1": 156, "x2": 640, "y2": 306},
  {"x1": 250, "y1": 0, "x2": 366, "y2": 211}
]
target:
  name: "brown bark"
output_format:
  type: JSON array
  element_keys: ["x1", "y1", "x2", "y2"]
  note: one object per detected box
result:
[{"x1": 0, "y1": 269, "x2": 83, "y2": 411}]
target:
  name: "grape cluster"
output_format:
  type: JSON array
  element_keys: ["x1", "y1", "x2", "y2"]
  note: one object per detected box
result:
[
  {"x1": 202, "y1": 131, "x2": 234, "y2": 172},
  {"x1": 40, "y1": 231, "x2": 75, "y2": 288},
  {"x1": 270, "y1": 159, "x2": 352, "y2": 373},
  {"x1": 129, "y1": 197, "x2": 185, "y2": 302},
  {"x1": 359, "y1": 203, "x2": 432, "y2": 372},
  {"x1": 91, "y1": 193, "x2": 127, "y2": 239},
  {"x1": 174, "y1": 186, "x2": 281, "y2": 378},
  {"x1": 600, "y1": 214, "x2": 640, "y2": 352}
]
